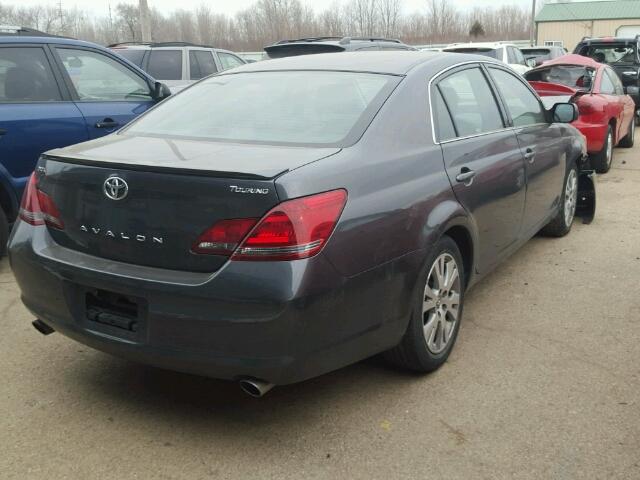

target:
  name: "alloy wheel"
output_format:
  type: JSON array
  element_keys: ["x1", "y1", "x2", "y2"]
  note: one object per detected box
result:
[
  {"x1": 423, "y1": 253, "x2": 461, "y2": 354},
  {"x1": 564, "y1": 169, "x2": 578, "y2": 227}
]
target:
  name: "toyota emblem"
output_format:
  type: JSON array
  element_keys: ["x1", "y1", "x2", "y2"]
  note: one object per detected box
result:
[{"x1": 103, "y1": 176, "x2": 129, "y2": 201}]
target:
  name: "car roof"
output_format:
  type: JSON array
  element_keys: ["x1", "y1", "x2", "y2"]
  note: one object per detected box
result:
[
  {"x1": 270, "y1": 36, "x2": 405, "y2": 46},
  {"x1": 445, "y1": 42, "x2": 516, "y2": 50},
  {"x1": 578, "y1": 37, "x2": 638, "y2": 44},
  {"x1": 539, "y1": 53, "x2": 602, "y2": 69},
  {"x1": 222, "y1": 51, "x2": 498, "y2": 76},
  {"x1": 0, "y1": 35, "x2": 107, "y2": 49}
]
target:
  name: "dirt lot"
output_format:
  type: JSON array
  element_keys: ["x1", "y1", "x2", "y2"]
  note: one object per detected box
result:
[{"x1": 1, "y1": 144, "x2": 639, "y2": 480}]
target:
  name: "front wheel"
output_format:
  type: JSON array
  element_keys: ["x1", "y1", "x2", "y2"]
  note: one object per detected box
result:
[
  {"x1": 541, "y1": 162, "x2": 578, "y2": 237},
  {"x1": 385, "y1": 236, "x2": 465, "y2": 372}
]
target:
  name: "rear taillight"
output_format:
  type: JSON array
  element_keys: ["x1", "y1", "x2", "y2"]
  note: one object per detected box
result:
[
  {"x1": 18, "y1": 173, "x2": 64, "y2": 229},
  {"x1": 233, "y1": 189, "x2": 347, "y2": 261},
  {"x1": 191, "y1": 189, "x2": 347, "y2": 261},
  {"x1": 192, "y1": 218, "x2": 258, "y2": 255}
]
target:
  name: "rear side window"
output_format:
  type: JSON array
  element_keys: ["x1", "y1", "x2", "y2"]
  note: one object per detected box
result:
[
  {"x1": 488, "y1": 68, "x2": 546, "y2": 127},
  {"x1": 218, "y1": 52, "x2": 244, "y2": 71},
  {"x1": 189, "y1": 50, "x2": 218, "y2": 80},
  {"x1": 0, "y1": 47, "x2": 61, "y2": 102},
  {"x1": 148, "y1": 50, "x2": 182, "y2": 80},
  {"x1": 437, "y1": 67, "x2": 503, "y2": 137},
  {"x1": 432, "y1": 87, "x2": 456, "y2": 142}
]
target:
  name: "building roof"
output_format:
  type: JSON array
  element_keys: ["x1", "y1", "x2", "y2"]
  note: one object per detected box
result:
[{"x1": 536, "y1": 0, "x2": 640, "y2": 23}]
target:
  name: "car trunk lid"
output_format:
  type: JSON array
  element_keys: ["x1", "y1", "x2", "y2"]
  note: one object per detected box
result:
[{"x1": 39, "y1": 135, "x2": 340, "y2": 272}]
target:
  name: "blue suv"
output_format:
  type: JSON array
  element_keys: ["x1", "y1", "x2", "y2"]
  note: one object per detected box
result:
[{"x1": 0, "y1": 28, "x2": 170, "y2": 254}]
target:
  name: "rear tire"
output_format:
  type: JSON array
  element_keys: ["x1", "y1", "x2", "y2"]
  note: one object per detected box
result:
[
  {"x1": 541, "y1": 162, "x2": 578, "y2": 237},
  {"x1": 619, "y1": 117, "x2": 635, "y2": 148},
  {"x1": 591, "y1": 126, "x2": 613, "y2": 173},
  {"x1": 385, "y1": 236, "x2": 465, "y2": 373},
  {"x1": 0, "y1": 208, "x2": 8, "y2": 258}
]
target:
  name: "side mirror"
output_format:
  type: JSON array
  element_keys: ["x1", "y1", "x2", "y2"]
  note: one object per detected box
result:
[
  {"x1": 526, "y1": 58, "x2": 537, "y2": 68},
  {"x1": 152, "y1": 81, "x2": 171, "y2": 101},
  {"x1": 551, "y1": 102, "x2": 578, "y2": 123},
  {"x1": 624, "y1": 85, "x2": 639, "y2": 97}
]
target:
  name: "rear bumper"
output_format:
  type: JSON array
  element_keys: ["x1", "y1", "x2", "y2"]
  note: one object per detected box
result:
[
  {"x1": 572, "y1": 120, "x2": 608, "y2": 153},
  {"x1": 8, "y1": 222, "x2": 420, "y2": 385}
]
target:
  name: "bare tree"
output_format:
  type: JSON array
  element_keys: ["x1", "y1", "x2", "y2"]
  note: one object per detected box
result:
[{"x1": 2, "y1": 0, "x2": 533, "y2": 51}]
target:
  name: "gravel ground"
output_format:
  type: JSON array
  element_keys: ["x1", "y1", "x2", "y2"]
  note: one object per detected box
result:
[{"x1": 1, "y1": 143, "x2": 639, "y2": 480}]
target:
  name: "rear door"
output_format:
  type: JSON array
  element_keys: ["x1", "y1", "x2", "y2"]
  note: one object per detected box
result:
[
  {"x1": 434, "y1": 65, "x2": 526, "y2": 272},
  {"x1": 603, "y1": 67, "x2": 634, "y2": 139},
  {"x1": 52, "y1": 46, "x2": 156, "y2": 140},
  {"x1": 0, "y1": 44, "x2": 87, "y2": 206},
  {"x1": 486, "y1": 65, "x2": 565, "y2": 235}
]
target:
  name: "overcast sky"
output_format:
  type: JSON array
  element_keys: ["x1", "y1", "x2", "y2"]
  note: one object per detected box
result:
[{"x1": 13, "y1": 0, "x2": 538, "y2": 17}]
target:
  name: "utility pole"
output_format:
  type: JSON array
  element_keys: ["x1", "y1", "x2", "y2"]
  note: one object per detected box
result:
[
  {"x1": 139, "y1": 0, "x2": 151, "y2": 42},
  {"x1": 530, "y1": 0, "x2": 537, "y2": 46}
]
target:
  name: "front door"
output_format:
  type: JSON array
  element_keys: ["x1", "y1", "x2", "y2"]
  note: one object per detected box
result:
[
  {"x1": 434, "y1": 66, "x2": 526, "y2": 273},
  {"x1": 52, "y1": 46, "x2": 155, "y2": 139},
  {"x1": 486, "y1": 66, "x2": 565, "y2": 234}
]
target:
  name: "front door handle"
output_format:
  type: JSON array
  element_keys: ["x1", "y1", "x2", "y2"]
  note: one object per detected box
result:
[
  {"x1": 95, "y1": 118, "x2": 119, "y2": 129},
  {"x1": 455, "y1": 168, "x2": 476, "y2": 185},
  {"x1": 524, "y1": 147, "x2": 536, "y2": 163}
]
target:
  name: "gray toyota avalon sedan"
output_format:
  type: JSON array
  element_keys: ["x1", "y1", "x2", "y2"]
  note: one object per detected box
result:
[{"x1": 8, "y1": 52, "x2": 593, "y2": 397}]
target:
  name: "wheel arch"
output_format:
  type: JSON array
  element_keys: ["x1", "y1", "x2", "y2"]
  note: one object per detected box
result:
[
  {"x1": 442, "y1": 224, "x2": 474, "y2": 289},
  {"x1": 0, "y1": 176, "x2": 18, "y2": 223}
]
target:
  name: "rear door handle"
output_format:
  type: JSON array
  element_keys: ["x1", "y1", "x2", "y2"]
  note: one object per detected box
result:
[
  {"x1": 95, "y1": 118, "x2": 119, "y2": 129},
  {"x1": 455, "y1": 168, "x2": 476, "y2": 185},
  {"x1": 524, "y1": 147, "x2": 536, "y2": 163}
]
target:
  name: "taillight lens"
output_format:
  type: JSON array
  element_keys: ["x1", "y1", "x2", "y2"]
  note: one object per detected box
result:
[
  {"x1": 192, "y1": 218, "x2": 258, "y2": 255},
  {"x1": 233, "y1": 189, "x2": 347, "y2": 261},
  {"x1": 191, "y1": 189, "x2": 347, "y2": 261},
  {"x1": 18, "y1": 173, "x2": 64, "y2": 229}
]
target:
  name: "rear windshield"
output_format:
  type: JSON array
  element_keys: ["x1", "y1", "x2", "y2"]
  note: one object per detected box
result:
[
  {"x1": 265, "y1": 44, "x2": 345, "y2": 59},
  {"x1": 525, "y1": 65, "x2": 595, "y2": 91},
  {"x1": 446, "y1": 48, "x2": 499, "y2": 59},
  {"x1": 113, "y1": 48, "x2": 145, "y2": 67},
  {"x1": 577, "y1": 44, "x2": 638, "y2": 64},
  {"x1": 125, "y1": 71, "x2": 399, "y2": 147},
  {"x1": 522, "y1": 49, "x2": 551, "y2": 59}
]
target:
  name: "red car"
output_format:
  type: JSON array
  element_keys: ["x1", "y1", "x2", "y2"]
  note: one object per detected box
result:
[{"x1": 525, "y1": 54, "x2": 635, "y2": 173}]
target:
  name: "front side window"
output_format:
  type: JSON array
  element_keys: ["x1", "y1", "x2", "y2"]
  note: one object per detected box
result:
[
  {"x1": 113, "y1": 48, "x2": 146, "y2": 67},
  {"x1": 489, "y1": 67, "x2": 545, "y2": 127},
  {"x1": 0, "y1": 47, "x2": 61, "y2": 102},
  {"x1": 147, "y1": 50, "x2": 182, "y2": 80},
  {"x1": 189, "y1": 50, "x2": 218, "y2": 80},
  {"x1": 437, "y1": 67, "x2": 504, "y2": 137},
  {"x1": 57, "y1": 48, "x2": 151, "y2": 101},
  {"x1": 125, "y1": 71, "x2": 399, "y2": 146},
  {"x1": 218, "y1": 52, "x2": 244, "y2": 71}
]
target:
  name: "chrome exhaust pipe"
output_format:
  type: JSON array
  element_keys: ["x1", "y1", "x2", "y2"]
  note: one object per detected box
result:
[{"x1": 238, "y1": 378, "x2": 274, "y2": 397}]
